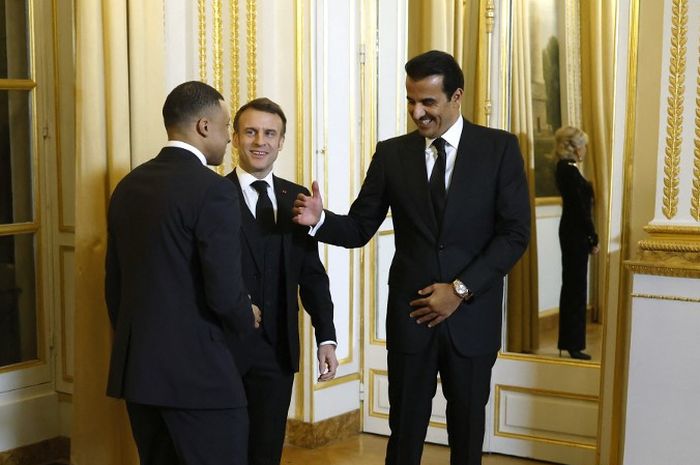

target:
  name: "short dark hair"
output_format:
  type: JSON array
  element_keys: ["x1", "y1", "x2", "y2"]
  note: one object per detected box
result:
[
  {"x1": 405, "y1": 50, "x2": 464, "y2": 99},
  {"x1": 233, "y1": 97, "x2": 287, "y2": 135},
  {"x1": 162, "y1": 81, "x2": 224, "y2": 129}
]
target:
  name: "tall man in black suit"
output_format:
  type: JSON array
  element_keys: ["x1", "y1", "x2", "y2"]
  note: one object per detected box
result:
[
  {"x1": 293, "y1": 51, "x2": 530, "y2": 465},
  {"x1": 105, "y1": 81, "x2": 256, "y2": 465},
  {"x1": 225, "y1": 98, "x2": 338, "y2": 465}
]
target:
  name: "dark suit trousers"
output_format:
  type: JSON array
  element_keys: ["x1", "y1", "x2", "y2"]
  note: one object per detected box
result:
[
  {"x1": 238, "y1": 329, "x2": 294, "y2": 465},
  {"x1": 558, "y1": 241, "x2": 589, "y2": 351},
  {"x1": 386, "y1": 324, "x2": 497, "y2": 465},
  {"x1": 126, "y1": 402, "x2": 248, "y2": 465}
]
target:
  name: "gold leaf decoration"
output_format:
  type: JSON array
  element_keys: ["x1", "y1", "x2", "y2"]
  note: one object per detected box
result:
[
  {"x1": 663, "y1": 0, "x2": 688, "y2": 219},
  {"x1": 692, "y1": 64, "x2": 700, "y2": 220},
  {"x1": 247, "y1": 0, "x2": 257, "y2": 100},
  {"x1": 198, "y1": 0, "x2": 207, "y2": 82}
]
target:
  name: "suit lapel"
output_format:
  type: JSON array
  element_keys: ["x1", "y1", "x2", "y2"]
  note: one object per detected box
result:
[
  {"x1": 229, "y1": 170, "x2": 264, "y2": 272},
  {"x1": 273, "y1": 176, "x2": 294, "y2": 289}
]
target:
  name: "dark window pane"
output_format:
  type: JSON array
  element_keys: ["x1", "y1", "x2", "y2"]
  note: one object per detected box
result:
[
  {"x1": 0, "y1": 0, "x2": 30, "y2": 79},
  {"x1": 0, "y1": 233, "x2": 37, "y2": 366},
  {"x1": 0, "y1": 90, "x2": 33, "y2": 224}
]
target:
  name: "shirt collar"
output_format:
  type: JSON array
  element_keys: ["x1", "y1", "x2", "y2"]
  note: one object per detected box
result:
[
  {"x1": 425, "y1": 117, "x2": 463, "y2": 150},
  {"x1": 235, "y1": 166, "x2": 275, "y2": 191},
  {"x1": 165, "y1": 140, "x2": 208, "y2": 166}
]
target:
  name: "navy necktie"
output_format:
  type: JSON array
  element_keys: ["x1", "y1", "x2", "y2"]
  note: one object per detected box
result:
[
  {"x1": 251, "y1": 180, "x2": 275, "y2": 231},
  {"x1": 430, "y1": 137, "x2": 447, "y2": 225}
]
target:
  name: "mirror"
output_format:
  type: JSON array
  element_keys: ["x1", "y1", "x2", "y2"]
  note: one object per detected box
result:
[
  {"x1": 400, "y1": 0, "x2": 616, "y2": 364},
  {"x1": 504, "y1": 0, "x2": 615, "y2": 363}
]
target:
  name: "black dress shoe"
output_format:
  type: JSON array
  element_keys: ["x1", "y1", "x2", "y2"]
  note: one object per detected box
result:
[{"x1": 568, "y1": 350, "x2": 592, "y2": 360}]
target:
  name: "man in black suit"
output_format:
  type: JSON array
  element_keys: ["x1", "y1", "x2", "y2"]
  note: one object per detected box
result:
[
  {"x1": 225, "y1": 98, "x2": 338, "y2": 465},
  {"x1": 105, "y1": 81, "x2": 256, "y2": 465},
  {"x1": 293, "y1": 51, "x2": 530, "y2": 465}
]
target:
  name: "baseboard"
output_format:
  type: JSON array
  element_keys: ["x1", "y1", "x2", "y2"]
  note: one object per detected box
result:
[
  {"x1": 0, "y1": 437, "x2": 69, "y2": 465},
  {"x1": 285, "y1": 409, "x2": 360, "y2": 448}
]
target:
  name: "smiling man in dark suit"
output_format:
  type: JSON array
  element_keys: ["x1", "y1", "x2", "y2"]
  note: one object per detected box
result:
[
  {"x1": 225, "y1": 97, "x2": 338, "y2": 465},
  {"x1": 293, "y1": 51, "x2": 531, "y2": 465},
  {"x1": 105, "y1": 81, "x2": 255, "y2": 465}
]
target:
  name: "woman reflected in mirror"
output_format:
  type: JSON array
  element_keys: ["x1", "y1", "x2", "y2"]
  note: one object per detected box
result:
[{"x1": 554, "y1": 126, "x2": 599, "y2": 361}]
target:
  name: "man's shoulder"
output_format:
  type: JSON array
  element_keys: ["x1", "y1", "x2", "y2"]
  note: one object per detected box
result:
[
  {"x1": 273, "y1": 175, "x2": 308, "y2": 195},
  {"x1": 463, "y1": 119, "x2": 516, "y2": 141},
  {"x1": 379, "y1": 130, "x2": 423, "y2": 147}
]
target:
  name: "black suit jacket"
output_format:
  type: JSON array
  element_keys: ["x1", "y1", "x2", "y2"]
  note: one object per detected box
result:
[
  {"x1": 317, "y1": 119, "x2": 530, "y2": 356},
  {"x1": 105, "y1": 147, "x2": 253, "y2": 409},
  {"x1": 227, "y1": 171, "x2": 336, "y2": 372}
]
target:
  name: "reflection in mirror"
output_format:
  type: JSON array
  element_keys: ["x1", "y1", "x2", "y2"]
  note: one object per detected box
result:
[{"x1": 505, "y1": 0, "x2": 615, "y2": 362}]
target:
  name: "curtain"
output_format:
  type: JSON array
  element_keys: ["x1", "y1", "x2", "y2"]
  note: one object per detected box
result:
[
  {"x1": 506, "y1": 0, "x2": 539, "y2": 353},
  {"x1": 580, "y1": 0, "x2": 614, "y2": 323},
  {"x1": 71, "y1": 1, "x2": 165, "y2": 464},
  {"x1": 407, "y1": 0, "x2": 481, "y2": 122}
]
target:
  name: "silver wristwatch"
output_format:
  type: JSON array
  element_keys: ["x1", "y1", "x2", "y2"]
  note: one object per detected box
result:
[{"x1": 452, "y1": 279, "x2": 471, "y2": 300}]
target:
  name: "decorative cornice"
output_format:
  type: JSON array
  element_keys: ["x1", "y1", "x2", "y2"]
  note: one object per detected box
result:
[
  {"x1": 626, "y1": 247, "x2": 700, "y2": 278},
  {"x1": 691, "y1": 37, "x2": 700, "y2": 220},
  {"x1": 198, "y1": 0, "x2": 207, "y2": 82},
  {"x1": 638, "y1": 239, "x2": 700, "y2": 253},
  {"x1": 644, "y1": 224, "x2": 700, "y2": 235},
  {"x1": 662, "y1": 0, "x2": 687, "y2": 219}
]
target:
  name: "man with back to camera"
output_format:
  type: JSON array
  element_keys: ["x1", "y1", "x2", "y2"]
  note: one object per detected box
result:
[
  {"x1": 293, "y1": 51, "x2": 531, "y2": 465},
  {"x1": 225, "y1": 97, "x2": 338, "y2": 465},
  {"x1": 105, "y1": 81, "x2": 257, "y2": 465}
]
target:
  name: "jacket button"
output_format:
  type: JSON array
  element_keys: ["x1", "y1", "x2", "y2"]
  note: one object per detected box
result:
[{"x1": 438, "y1": 244, "x2": 445, "y2": 250}]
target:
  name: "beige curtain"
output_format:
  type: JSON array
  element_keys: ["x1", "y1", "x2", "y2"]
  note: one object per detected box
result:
[
  {"x1": 580, "y1": 1, "x2": 614, "y2": 322},
  {"x1": 506, "y1": 0, "x2": 539, "y2": 353},
  {"x1": 72, "y1": 1, "x2": 165, "y2": 464},
  {"x1": 407, "y1": 0, "x2": 482, "y2": 122}
]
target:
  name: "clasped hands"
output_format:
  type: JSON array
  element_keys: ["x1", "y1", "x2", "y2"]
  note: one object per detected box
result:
[{"x1": 409, "y1": 283, "x2": 466, "y2": 328}]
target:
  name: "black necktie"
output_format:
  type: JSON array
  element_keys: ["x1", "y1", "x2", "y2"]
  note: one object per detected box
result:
[
  {"x1": 430, "y1": 137, "x2": 447, "y2": 225},
  {"x1": 251, "y1": 180, "x2": 275, "y2": 232}
]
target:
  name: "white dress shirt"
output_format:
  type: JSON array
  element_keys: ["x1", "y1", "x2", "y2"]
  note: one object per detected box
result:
[{"x1": 235, "y1": 168, "x2": 278, "y2": 222}]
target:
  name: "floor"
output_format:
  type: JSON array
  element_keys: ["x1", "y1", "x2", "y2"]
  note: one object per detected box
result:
[
  {"x1": 531, "y1": 321, "x2": 602, "y2": 362},
  {"x1": 281, "y1": 434, "x2": 554, "y2": 465}
]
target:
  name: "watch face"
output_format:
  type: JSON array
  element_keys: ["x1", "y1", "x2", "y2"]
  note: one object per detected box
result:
[{"x1": 454, "y1": 280, "x2": 468, "y2": 296}]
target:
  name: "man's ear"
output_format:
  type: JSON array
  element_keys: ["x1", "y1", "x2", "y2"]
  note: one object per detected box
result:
[
  {"x1": 278, "y1": 135, "x2": 285, "y2": 151},
  {"x1": 451, "y1": 88, "x2": 464, "y2": 104},
  {"x1": 196, "y1": 117, "x2": 209, "y2": 137}
]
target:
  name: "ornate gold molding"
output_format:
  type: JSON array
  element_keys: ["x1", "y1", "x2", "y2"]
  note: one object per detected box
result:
[
  {"x1": 494, "y1": 384, "x2": 597, "y2": 450},
  {"x1": 483, "y1": 0, "x2": 495, "y2": 123},
  {"x1": 631, "y1": 293, "x2": 700, "y2": 303},
  {"x1": 634, "y1": 237, "x2": 700, "y2": 277},
  {"x1": 644, "y1": 224, "x2": 700, "y2": 235},
  {"x1": 213, "y1": 0, "x2": 223, "y2": 91},
  {"x1": 230, "y1": 0, "x2": 240, "y2": 110},
  {"x1": 198, "y1": 0, "x2": 206, "y2": 81},
  {"x1": 230, "y1": 0, "x2": 240, "y2": 166},
  {"x1": 246, "y1": 0, "x2": 257, "y2": 100},
  {"x1": 692, "y1": 37, "x2": 700, "y2": 221},
  {"x1": 662, "y1": 0, "x2": 687, "y2": 219},
  {"x1": 626, "y1": 258, "x2": 700, "y2": 279},
  {"x1": 285, "y1": 409, "x2": 360, "y2": 448},
  {"x1": 638, "y1": 239, "x2": 700, "y2": 253}
]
